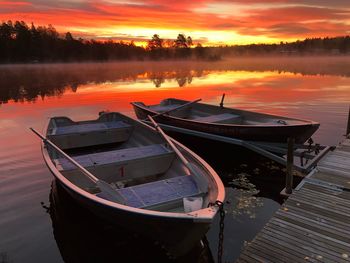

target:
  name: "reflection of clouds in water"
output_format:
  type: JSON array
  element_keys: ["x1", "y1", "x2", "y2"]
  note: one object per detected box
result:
[
  {"x1": 228, "y1": 173, "x2": 264, "y2": 219},
  {"x1": 0, "y1": 119, "x2": 18, "y2": 132},
  {"x1": 320, "y1": 85, "x2": 350, "y2": 91}
]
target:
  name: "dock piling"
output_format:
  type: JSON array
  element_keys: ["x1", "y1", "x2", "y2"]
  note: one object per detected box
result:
[
  {"x1": 285, "y1": 137, "x2": 294, "y2": 195},
  {"x1": 347, "y1": 105, "x2": 350, "y2": 137}
]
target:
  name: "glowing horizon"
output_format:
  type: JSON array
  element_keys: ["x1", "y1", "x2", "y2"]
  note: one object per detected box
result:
[{"x1": 0, "y1": 0, "x2": 349, "y2": 46}]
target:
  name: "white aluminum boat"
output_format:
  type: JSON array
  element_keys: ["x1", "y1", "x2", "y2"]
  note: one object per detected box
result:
[{"x1": 37, "y1": 112, "x2": 225, "y2": 256}]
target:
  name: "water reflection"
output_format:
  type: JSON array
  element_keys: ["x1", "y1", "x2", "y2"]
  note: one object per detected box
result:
[
  {"x1": 148, "y1": 71, "x2": 194, "y2": 87},
  {"x1": 1, "y1": 57, "x2": 350, "y2": 105},
  {"x1": 48, "y1": 180, "x2": 214, "y2": 263},
  {"x1": 0, "y1": 64, "x2": 205, "y2": 104}
]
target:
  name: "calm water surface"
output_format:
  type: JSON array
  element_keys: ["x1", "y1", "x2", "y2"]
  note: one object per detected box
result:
[{"x1": 0, "y1": 58, "x2": 349, "y2": 263}]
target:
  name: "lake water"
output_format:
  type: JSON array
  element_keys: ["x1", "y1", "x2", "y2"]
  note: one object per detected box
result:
[{"x1": 0, "y1": 57, "x2": 349, "y2": 263}]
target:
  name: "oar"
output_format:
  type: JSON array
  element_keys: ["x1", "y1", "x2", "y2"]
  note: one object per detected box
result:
[
  {"x1": 142, "y1": 98, "x2": 201, "y2": 121},
  {"x1": 147, "y1": 115, "x2": 208, "y2": 192},
  {"x1": 30, "y1": 128, "x2": 125, "y2": 204}
]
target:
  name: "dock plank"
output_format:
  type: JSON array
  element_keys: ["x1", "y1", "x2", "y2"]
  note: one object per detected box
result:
[
  {"x1": 267, "y1": 220, "x2": 350, "y2": 255},
  {"x1": 302, "y1": 182, "x2": 350, "y2": 198},
  {"x1": 308, "y1": 173, "x2": 350, "y2": 189},
  {"x1": 236, "y1": 138, "x2": 350, "y2": 262},
  {"x1": 253, "y1": 239, "x2": 307, "y2": 263},
  {"x1": 283, "y1": 201, "x2": 350, "y2": 231},
  {"x1": 318, "y1": 160, "x2": 350, "y2": 170},
  {"x1": 296, "y1": 188, "x2": 350, "y2": 208},
  {"x1": 274, "y1": 210, "x2": 350, "y2": 243},
  {"x1": 255, "y1": 232, "x2": 320, "y2": 262},
  {"x1": 262, "y1": 219, "x2": 350, "y2": 262},
  {"x1": 321, "y1": 155, "x2": 350, "y2": 164},
  {"x1": 270, "y1": 217, "x2": 350, "y2": 249},
  {"x1": 288, "y1": 195, "x2": 350, "y2": 216}
]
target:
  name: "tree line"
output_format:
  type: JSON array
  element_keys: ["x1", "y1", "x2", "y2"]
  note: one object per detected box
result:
[
  {"x1": 0, "y1": 21, "x2": 146, "y2": 62},
  {"x1": 224, "y1": 37, "x2": 350, "y2": 56},
  {"x1": 1, "y1": 20, "x2": 350, "y2": 63}
]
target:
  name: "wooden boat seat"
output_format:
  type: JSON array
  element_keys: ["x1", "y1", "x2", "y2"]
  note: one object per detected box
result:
[
  {"x1": 192, "y1": 113, "x2": 241, "y2": 124},
  {"x1": 48, "y1": 121, "x2": 133, "y2": 149},
  {"x1": 55, "y1": 144, "x2": 175, "y2": 185},
  {"x1": 98, "y1": 175, "x2": 204, "y2": 210},
  {"x1": 53, "y1": 121, "x2": 129, "y2": 135},
  {"x1": 150, "y1": 104, "x2": 182, "y2": 112}
]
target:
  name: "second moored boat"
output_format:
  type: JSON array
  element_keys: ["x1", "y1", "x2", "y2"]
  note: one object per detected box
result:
[{"x1": 131, "y1": 97, "x2": 320, "y2": 143}]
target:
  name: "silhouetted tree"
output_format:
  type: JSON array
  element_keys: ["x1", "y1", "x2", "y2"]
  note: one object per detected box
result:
[
  {"x1": 147, "y1": 34, "x2": 163, "y2": 50},
  {"x1": 147, "y1": 34, "x2": 165, "y2": 59},
  {"x1": 187, "y1": 36, "x2": 193, "y2": 47},
  {"x1": 174, "y1": 34, "x2": 188, "y2": 48},
  {"x1": 65, "y1": 32, "x2": 74, "y2": 41}
]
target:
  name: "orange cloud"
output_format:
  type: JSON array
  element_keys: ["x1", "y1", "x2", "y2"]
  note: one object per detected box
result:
[
  {"x1": 0, "y1": 1, "x2": 31, "y2": 7},
  {"x1": 0, "y1": 0, "x2": 349, "y2": 45}
]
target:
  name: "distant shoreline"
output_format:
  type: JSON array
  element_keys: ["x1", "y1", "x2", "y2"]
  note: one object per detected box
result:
[{"x1": 1, "y1": 54, "x2": 350, "y2": 66}]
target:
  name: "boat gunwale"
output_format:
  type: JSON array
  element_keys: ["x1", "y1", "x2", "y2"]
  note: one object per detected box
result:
[
  {"x1": 131, "y1": 99, "x2": 320, "y2": 128},
  {"x1": 41, "y1": 113, "x2": 224, "y2": 222}
]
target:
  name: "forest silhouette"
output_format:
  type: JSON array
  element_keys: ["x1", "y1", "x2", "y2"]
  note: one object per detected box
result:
[{"x1": 1, "y1": 20, "x2": 350, "y2": 63}]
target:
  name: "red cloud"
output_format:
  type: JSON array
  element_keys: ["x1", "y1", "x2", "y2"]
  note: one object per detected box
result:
[{"x1": 0, "y1": 0, "x2": 349, "y2": 44}]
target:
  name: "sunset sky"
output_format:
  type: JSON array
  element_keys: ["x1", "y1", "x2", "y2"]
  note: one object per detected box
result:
[{"x1": 1, "y1": 0, "x2": 349, "y2": 46}]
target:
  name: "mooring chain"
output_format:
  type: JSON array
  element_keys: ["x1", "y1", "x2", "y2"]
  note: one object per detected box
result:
[{"x1": 209, "y1": 200, "x2": 225, "y2": 263}]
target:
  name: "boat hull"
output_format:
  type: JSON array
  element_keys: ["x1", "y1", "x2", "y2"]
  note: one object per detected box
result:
[
  {"x1": 57, "y1": 179, "x2": 211, "y2": 256},
  {"x1": 133, "y1": 104, "x2": 319, "y2": 144}
]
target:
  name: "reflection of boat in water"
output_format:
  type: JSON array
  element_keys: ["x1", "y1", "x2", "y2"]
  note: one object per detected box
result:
[
  {"x1": 37, "y1": 112, "x2": 224, "y2": 257},
  {"x1": 49, "y1": 180, "x2": 214, "y2": 263},
  {"x1": 131, "y1": 98, "x2": 320, "y2": 143}
]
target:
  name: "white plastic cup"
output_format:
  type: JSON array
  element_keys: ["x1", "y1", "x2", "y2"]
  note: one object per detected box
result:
[{"x1": 183, "y1": 197, "x2": 203, "y2": 212}]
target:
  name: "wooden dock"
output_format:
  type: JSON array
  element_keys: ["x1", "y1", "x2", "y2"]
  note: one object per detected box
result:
[{"x1": 236, "y1": 138, "x2": 350, "y2": 263}]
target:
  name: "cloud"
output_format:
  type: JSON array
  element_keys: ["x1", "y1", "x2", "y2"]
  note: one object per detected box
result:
[{"x1": 0, "y1": 0, "x2": 349, "y2": 44}]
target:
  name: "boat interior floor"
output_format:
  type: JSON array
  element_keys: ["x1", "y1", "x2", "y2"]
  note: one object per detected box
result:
[
  {"x1": 53, "y1": 140, "x2": 207, "y2": 212},
  {"x1": 97, "y1": 175, "x2": 204, "y2": 211}
]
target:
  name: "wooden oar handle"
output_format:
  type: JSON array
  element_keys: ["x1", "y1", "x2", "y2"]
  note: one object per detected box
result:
[
  {"x1": 30, "y1": 127, "x2": 127, "y2": 204},
  {"x1": 30, "y1": 127, "x2": 99, "y2": 183}
]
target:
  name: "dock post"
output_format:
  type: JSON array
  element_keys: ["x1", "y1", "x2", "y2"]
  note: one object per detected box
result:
[
  {"x1": 220, "y1": 93, "x2": 225, "y2": 108},
  {"x1": 285, "y1": 137, "x2": 294, "y2": 195},
  {"x1": 347, "y1": 105, "x2": 350, "y2": 137}
]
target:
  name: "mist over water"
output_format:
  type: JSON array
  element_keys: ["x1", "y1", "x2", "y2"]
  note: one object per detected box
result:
[{"x1": 0, "y1": 58, "x2": 349, "y2": 262}]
